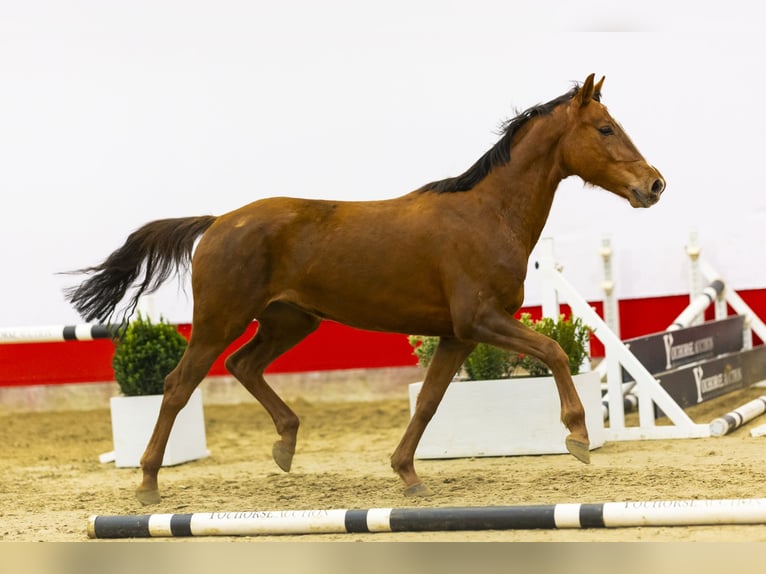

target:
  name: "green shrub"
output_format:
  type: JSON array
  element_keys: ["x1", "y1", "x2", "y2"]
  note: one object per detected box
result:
[
  {"x1": 514, "y1": 313, "x2": 590, "y2": 376},
  {"x1": 463, "y1": 343, "x2": 516, "y2": 380},
  {"x1": 408, "y1": 313, "x2": 590, "y2": 380},
  {"x1": 112, "y1": 312, "x2": 188, "y2": 396},
  {"x1": 409, "y1": 335, "x2": 440, "y2": 369}
]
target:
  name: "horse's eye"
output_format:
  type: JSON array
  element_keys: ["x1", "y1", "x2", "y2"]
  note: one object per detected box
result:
[{"x1": 598, "y1": 126, "x2": 614, "y2": 136}]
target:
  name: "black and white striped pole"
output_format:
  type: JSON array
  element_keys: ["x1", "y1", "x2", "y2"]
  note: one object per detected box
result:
[
  {"x1": 667, "y1": 279, "x2": 726, "y2": 331},
  {"x1": 0, "y1": 324, "x2": 115, "y2": 344},
  {"x1": 88, "y1": 498, "x2": 766, "y2": 538},
  {"x1": 709, "y1": 396, "x2": 766, "y2": 436}
]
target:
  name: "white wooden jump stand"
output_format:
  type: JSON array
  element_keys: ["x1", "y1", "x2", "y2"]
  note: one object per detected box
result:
[
  {"x1": 538, "y1": 237, "x2": 710, "y2": 441},
  {"x1": 686, "y1": 231, "x2": 766, "y2": 348},
  {"x1": 539, "y1": 233, "x2": 766, "y2": 443}
]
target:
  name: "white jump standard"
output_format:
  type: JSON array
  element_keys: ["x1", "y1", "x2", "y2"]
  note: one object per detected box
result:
[{"x1": 88, "y1": 498, "x2": 766, "y2": 538}]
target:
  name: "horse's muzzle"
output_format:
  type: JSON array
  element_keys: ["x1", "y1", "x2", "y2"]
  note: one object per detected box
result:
[{"x1": 631, "y1": 173, "x2": 665, "y2": 208}]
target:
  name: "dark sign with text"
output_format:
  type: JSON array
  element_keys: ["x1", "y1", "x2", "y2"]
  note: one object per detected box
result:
[
  {"x1": 623, "y1": 315, "x2": 744, "y2": 381},
  {"x1": 654, "y1": 345, "x2": 766, "y2": 416}
]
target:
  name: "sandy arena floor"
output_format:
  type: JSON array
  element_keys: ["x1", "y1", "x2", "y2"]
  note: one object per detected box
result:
[{"x1": 3, "y1": 374, "x2": 766, "y2": 543}]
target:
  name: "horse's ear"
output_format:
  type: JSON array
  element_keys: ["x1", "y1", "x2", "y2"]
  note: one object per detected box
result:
[
  {"x1": 578, "y1": 73, "x2": 596, "y2": 107},
  {"x1": 593, "y1": 76, "x2": 605, "y2": 102}
]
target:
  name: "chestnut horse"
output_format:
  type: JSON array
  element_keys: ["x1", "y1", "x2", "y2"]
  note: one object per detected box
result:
[{"x1": 66, "y1": 74, "x2": 664, "y2": 505}]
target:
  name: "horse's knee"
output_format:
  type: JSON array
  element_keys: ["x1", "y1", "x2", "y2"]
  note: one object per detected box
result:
[{"x1": 539, "y1": 337, "x2": 569, "y2": 372}]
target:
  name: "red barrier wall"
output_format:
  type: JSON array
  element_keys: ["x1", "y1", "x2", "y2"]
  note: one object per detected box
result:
[{"x1": 2, "y1": 290, "x2": 765, "y2": 387}]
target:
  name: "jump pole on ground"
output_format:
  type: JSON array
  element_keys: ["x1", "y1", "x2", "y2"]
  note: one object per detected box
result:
[
  {"x1": 88, "y1": 498, "x2": 766, "y2": 538},
  {"x1": 710, "y1": 396, "x2": 766, "y2": 436}
]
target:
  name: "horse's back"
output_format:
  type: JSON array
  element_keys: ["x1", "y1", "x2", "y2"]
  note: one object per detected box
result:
[
  {"x1": 189, "y1": 193, "x2": 458, "y2": 334},
  {"x1": 204, "y1": 193, "x2": 430, "y2": 255}
]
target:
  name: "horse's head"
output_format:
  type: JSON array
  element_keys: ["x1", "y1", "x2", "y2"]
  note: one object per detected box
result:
[{"x1": 559, "y1": 73, "x2": 665, "y2": 208}]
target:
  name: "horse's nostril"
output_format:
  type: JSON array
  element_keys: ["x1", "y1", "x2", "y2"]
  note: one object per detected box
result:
[{"x1": 651, "y1": 179, "x2": 665, "y2": 195}]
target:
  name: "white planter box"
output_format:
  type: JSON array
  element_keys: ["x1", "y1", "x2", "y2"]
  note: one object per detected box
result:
[
  {"x1": 409, "y1": 370, "x2": 604, "y2": 459},
  {"x1": 109, "y1": 388, "x2": 208, "y2": 468}
]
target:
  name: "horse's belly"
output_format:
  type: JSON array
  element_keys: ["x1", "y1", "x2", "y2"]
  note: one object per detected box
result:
[{"x1": 277, "y1": 288, "x2": 454, "y2": 337}]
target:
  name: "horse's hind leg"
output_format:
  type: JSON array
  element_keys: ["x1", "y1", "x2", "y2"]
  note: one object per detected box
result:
[
  {"x1": 136, "y1": 315, "x2": 251, "y2": 505},
  {"x1": 224, "y1": 302, "x2": 321, "y2": 473}
]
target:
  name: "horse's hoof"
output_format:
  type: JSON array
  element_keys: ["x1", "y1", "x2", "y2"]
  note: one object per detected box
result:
[
  {"x1": 136, "y1": 488, "x2": 161, "y2": 506},
  {"x1": 565, "y1": 435, "x2": 591, "y2": 464},
  {"x1": 272, "y1": 441, "x2": 294, "y2": 472},
  {"x1": 403, "y1": 483, "x2": 433, "y2": 497}
]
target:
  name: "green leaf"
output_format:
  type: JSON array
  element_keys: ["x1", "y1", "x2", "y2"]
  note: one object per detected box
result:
[
  {"x1": 112, "y1": 311, "x2": 188, "y2": 395},
  {"x1": 408, "y1": 313, "x2": 591, "y2": 380}
]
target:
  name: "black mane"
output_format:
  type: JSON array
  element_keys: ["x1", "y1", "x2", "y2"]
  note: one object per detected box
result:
[{"x1": 419, "y1": 86, "x2": 580, "y2": 193}]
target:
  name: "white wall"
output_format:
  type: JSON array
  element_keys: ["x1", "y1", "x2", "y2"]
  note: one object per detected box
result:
[{"x1": 2, "y1": 0, "x2": 764, "y2": 326}]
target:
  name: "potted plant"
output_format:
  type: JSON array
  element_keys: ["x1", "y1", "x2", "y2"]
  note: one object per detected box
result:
[
  {"x1": 107, "y1": 312, "x2": 208, "y2": 467},
  {"x1": 408, "y1": 313, "x2": 605, "y2": 459}
]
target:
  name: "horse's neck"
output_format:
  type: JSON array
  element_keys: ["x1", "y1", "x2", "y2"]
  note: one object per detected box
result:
[{"x1": 479, "y1": 119, "x2": 568, "y2": 254}]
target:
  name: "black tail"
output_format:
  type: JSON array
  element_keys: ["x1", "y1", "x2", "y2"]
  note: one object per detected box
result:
[{"x1": 64, "y1": 215, "x2": 217, "y2": 325}]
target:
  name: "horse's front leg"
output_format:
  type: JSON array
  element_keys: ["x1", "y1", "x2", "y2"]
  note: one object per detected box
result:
[
  {"x1": 464, "y1": 307, "x2": 590, "y2": 464},
  {"x1": 390, "y1": 337, "x2": 475, "y2": 496}
]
